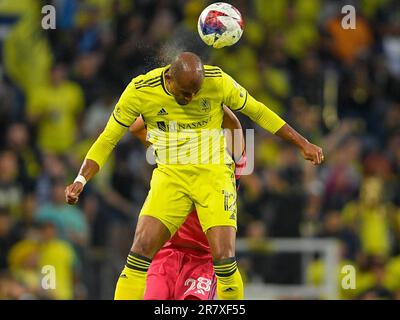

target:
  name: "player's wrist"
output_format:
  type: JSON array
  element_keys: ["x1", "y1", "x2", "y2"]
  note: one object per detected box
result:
[
  {"x1": 297, "y1": 136, "x2": 310, "y2": 151},
  {"x1": 74, "y1": 174, "x2": 87, "y2": 187}
]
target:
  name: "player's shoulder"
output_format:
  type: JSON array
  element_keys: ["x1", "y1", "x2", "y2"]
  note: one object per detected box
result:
[
  {"x1": 130, "y1": 66, "x2": 166, "y2": 90},
  {"x1": 204, "y1": 64, "x2": 223, "y2": 78}
]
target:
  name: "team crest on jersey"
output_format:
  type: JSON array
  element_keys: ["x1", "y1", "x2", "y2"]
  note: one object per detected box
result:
[{"x1": 199, "y1": 98, "x2": 211, "y2": 113}]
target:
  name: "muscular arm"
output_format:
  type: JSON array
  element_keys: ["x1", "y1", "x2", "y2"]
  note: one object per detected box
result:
[
  {"x1": 223, "y1": 70, "x2": 324, "y2": 165},
  {"x1": 65, "y1": 114, "x2": 129, "y2": 205},
  {"x1": 64, "y1": 158, "x2": 99, "y2": 205},
  {"x1": 66, "y1": 77, "x2": 141, "y2": 205},
  {"x1": 274, "y1": 123, "x2": 323, "y2": 165},
  {"x1": 239, "y1": 94, "x2": 286, "y2": 135},
  {"x1": 239, "y1": 95, "x2": 323, "y2": 165}
]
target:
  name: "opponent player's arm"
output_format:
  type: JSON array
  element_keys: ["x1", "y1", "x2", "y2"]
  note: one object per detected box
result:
[
  {"x1": 66, "y1": 82, "x2": 140, "y2": 205},
  {"x1": 222, "y1": 72, "x2": 324, "y2": 165},
  {"x1": 222, "y1": 105, "x2": 245, "y2": 162},
  {"x1": 129, "y1": 116, "x2": 151, "y2": 148}
]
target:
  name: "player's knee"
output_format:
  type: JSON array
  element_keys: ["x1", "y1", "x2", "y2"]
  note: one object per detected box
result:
[
  {"x1": 131, "y1": 234, "x2": 157, "y2": 258},
  {"x1": 211, "y1": 245, "x2": 235, "y2": 261},
  {"x1": 207, "y1": 226, "x2": 236, "y2": 261},
  {"x1": 131, "y1": 216, "x2": 170, "y2": 258}
]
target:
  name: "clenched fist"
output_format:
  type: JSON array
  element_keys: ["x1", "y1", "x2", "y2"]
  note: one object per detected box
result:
[
  {"x1": 301, "y1": 141, "x2": 325, "y2": 165},
  {"x1": 65, "y1": 182, "x2": 84, "y2": 205}
]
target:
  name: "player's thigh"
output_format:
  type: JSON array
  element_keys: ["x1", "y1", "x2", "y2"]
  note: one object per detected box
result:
[
  {"x1": 132, "y1": 215, "x2": 171, "y2": 258},
  {"x1": 176, "y1": 253, "x2": 216, "y2": 300},
  {"x1": 194, "y1": 164, "x2": 237, "y2": 233},
  {"x1": 140, "y1": 166, "x2": 193, "y2": 237}
]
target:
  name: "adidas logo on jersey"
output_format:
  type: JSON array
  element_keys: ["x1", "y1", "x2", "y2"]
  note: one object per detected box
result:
[
  {"x1": 157, "y1": 108, "x2": 168, "y2": 115},
  {"x1": 223, "y1": 287, "x2": 235, "y2": 292}
]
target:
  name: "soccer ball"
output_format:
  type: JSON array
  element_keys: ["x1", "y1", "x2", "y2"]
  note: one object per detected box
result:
[{"x1": 197, "y1": 2, "x2": 244, "y2": 49}]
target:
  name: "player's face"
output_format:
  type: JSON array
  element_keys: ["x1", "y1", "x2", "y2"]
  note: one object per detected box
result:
[{"x1": 169, "y1": 77, "x2": 203, "y2": 105}]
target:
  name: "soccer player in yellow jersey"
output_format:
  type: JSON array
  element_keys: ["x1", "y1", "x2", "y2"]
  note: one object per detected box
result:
[{"x1": 65, "y1": 52, "x2": 324, "y2": 300}]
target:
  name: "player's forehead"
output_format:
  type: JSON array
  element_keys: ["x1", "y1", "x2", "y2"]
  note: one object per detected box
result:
[
  {"x1": 174, "y1": 71, "x2": 204, "y2": 93},
  {"x1": 170, "y1": 52, "x2": 204, "y2": 91}
]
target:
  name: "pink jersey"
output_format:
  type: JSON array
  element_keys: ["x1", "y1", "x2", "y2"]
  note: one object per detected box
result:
[{"x1": 163, "y1": 153, "x2": 247, "y2": 253}]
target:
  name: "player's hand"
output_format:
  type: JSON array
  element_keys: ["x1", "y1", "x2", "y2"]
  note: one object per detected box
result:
[
  {"x1": 301, "y1": 142, "x2": 324, "y2": 165},
  {"x1": 65, "y1": 182, "x2": 84, "y2": 205}
]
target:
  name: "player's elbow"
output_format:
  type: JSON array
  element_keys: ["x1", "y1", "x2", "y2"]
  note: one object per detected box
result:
[
  {"x1": 222, "y1": 105, "x2": 242, "y2": 131},
  {"x1": 129, "y1": 125, "x2": 139, "y2": 139}
]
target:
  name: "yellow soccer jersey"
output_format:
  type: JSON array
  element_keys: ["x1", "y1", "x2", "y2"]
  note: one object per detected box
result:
[{"x1": 86, "y1": 65, "x2": 285, "y2": 168}]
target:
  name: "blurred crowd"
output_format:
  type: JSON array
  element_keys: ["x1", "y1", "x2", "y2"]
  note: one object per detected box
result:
[{"x1": 0, "y1": 0, "x2": 399, "y2": 299}]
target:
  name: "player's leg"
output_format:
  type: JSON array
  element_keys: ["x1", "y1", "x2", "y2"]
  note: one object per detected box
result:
[
  {"x1": 114, "y1": 215, "x2": 170, "y2": 299},
  {"x1": 195, "y1": 165, "x2": 244, "y2": 300},
  {"x1": 206, "y1": 226, "x2": 244, "y2": 300},
  {"x1": 114, "y1": 166, "x2": 193, "y2": 300}
]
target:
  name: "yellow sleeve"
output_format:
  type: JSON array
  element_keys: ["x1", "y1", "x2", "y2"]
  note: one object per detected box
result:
[
  {"x1": 85, "y1": 80, "x2": 140, "y2": 168},
  {"x1": 240, "y1": 94, "x2": 286, "y2": 134},
  {"x1": 222, "y1": 71, "x2": 285, "y2": 134},
  {"x1": 112, "y1": 80, "x2": 141, "y2": 127},
  {"x1": 221, "y1": 70, "x2": 248, "y2": 111}
]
